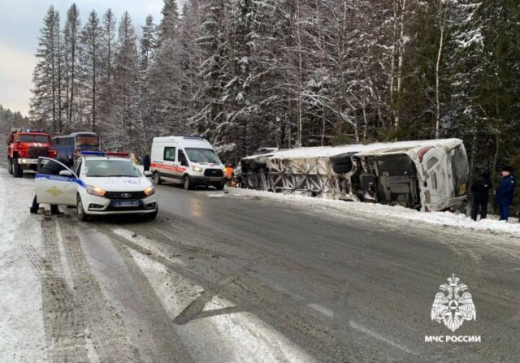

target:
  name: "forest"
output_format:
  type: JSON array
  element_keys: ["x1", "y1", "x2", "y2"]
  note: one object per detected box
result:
[
  {"x1": 0, "y1": 105, "x2": 30, "y2": 137},
  {"x1": 29, "y1": 0, "x2": 520, "y2": 179}
]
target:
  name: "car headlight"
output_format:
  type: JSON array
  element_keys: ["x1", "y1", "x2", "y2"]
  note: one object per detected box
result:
[
  {"x1": 86, "y1": 186, "x2": 106, "y2": 197},
  {"x1": 192, "y1": 166, "x2": 203, "y2": 172},
  {"x1": 144, "y1": 186, "x2": 155, "y2": 196}
]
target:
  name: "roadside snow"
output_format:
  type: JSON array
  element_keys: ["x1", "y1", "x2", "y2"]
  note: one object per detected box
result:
[
  {"x1": 228, "y1": 188, "x2": 520, "y2": 236},
  {"x1": 0, "y1": 169, "x2": 47, "y2": 362}
]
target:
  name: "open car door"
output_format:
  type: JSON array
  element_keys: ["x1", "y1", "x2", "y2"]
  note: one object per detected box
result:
[{"x1": 35, "y1": 157, "x2": 79, "y2": 206}]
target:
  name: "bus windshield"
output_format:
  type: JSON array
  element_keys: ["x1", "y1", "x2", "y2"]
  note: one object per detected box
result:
[
  {"x1": 185, "y1": 148, "x2": 221, "y2": 164},
  {"x1": 76, "y1": 135, "x2": 99, "y2": 147}
]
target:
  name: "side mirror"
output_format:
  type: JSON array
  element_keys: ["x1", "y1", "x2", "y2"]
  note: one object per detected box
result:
[
  {"x1": 59, "y1": 170, "x2": 73, "y2": 177},
  {"x1": 144, "y1": 171, "x2": 152, "y2": 177}
]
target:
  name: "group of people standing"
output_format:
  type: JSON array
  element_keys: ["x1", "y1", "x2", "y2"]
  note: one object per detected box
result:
[{"x1": 471, "y1": 166, "x2": 516, "y2": 222}]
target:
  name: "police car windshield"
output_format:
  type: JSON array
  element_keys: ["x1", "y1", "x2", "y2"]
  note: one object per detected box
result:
[
  {"x1": 85, "y1": 160, "x2": 141, "y2": 177},
  {"x1": 185, "y1": 148, "x2": 220, "y2": 164}
]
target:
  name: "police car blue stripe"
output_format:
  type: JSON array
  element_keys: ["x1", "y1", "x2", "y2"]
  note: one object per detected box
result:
[{"x1": 36, "y1": 174, "x2": 86, "y2": 188}]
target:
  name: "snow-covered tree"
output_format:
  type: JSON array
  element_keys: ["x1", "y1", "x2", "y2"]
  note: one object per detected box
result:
[
  {"x1": 30, "y1": 6, "x2": 61, "y2": 131},
  {"x1": 63, "y1": 4, "x2": 81, "y2": 129},
  {"x1": 80, "y1": 10, "x2": 103, "y2": 131}
]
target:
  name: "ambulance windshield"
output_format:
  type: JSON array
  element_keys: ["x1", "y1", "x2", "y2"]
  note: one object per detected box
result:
[{"x1": 185, "y1": 148, "x2": 221, "y2": 164}]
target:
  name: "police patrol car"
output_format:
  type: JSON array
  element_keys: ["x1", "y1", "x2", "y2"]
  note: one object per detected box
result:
[
  {"x1": 150, "y1": 135, "x2": 227, "y2": 190},
  {"x1": 35, "y1": 152, "x2": 158, "y2": 221}
]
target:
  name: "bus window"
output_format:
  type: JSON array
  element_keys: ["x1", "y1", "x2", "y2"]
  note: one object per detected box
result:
[{"x1": 76, "y1": 135, "x2": 99, "y2": 147}]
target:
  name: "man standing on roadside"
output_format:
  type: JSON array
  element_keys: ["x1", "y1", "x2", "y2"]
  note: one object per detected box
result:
[
  {"x1": 471, "y1": 171, "x2": 493, "y2": 221},
  {"x1": 494, "y1": 166, "x2": 516, "y2": 221}
]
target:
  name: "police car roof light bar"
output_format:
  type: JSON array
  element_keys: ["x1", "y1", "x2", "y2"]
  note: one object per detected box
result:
[{"x1": 80, "y1": 151, "x2": 106, "y2": 157}]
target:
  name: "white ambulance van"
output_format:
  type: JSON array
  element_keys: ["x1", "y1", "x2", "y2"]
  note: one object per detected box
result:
[{"x1": 150, "y1": 135, "x2": 227, "y2": 190}]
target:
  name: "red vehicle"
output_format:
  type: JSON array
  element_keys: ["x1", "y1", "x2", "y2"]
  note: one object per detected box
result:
[{"x1": 6, "y1": 129, "x2": 56, "y2": 177}]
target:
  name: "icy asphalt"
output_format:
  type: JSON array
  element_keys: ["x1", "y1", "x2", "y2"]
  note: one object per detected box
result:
[{"x1": 1, "y1": 168, "x2": 519, "y2": 363}]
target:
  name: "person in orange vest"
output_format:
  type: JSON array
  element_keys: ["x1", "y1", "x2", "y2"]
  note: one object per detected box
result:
[{"x1": 225, "y1": 164, "x2": 235, "y2": 186}]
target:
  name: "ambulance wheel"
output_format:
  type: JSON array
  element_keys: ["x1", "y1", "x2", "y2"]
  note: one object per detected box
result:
[
  {"x1": 12, "y1": 159, "x2": 23, "y2": 178},
  {"x1": 7, "y1": 158, "x2": 12, "y2": 175},
  {"x1": 77, "y1": 196, "x2": 89, "y2": 222},
  {"x1": 153, "y1": 172, "x2": 162, "y2": 185},
  {"x1": 183, "y1": 175, "x2": 193, "y2": 190}
]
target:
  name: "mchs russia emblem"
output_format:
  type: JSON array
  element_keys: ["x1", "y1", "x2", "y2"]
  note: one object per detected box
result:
[{"x1": 431, "y1": 274, "x2": 476, "y2": 332}]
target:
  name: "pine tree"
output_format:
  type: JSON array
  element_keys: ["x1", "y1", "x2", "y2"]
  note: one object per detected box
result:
[
  {"x1": 140, "y1": 15, "x2": 156, "y2": 73},
  {"x1": 97, "y1": 9, "x2": 117, "y2": 126},
  {"x1": 159, "y1": 0, "x2": 179, "y2": 42},
  {"x1": 190, "y1": 0, "x2": 230, "y2": 144},
  {"x1": 80, "y1": 10, "x2": 103, "y2": 132},
  {"x1": 146, "y1": 0, "x2": 182, "y2": 134},
  {"x1": 63, "y1": 4, "x2": 81, "y2": 129},
  {"x1": 106, "y1": 12, "x2": 141, "y2": 151},
  {"x1": 29, "y1": 6, "x2": 61, "y2": 131}
]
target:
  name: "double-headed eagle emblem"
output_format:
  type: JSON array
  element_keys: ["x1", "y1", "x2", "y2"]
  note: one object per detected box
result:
[{"x1": 431, "y1": 274, "x2": 476, "y2": 332}]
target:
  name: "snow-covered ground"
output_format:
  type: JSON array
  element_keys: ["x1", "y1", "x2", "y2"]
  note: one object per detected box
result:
[
  {"x1": 226, "y1": 188, "x2": 520, "y2": 236},
  {"x1": 0, "y1": 168, "x2": 316, "y2": 362},
  {"x1": 0, "y1": 169, "x2": 47, "y2": 362}
]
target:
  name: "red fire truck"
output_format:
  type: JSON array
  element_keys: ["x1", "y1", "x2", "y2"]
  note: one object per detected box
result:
[{"x1": 6, "y1": 129, "x2": 56, "y2": 178}]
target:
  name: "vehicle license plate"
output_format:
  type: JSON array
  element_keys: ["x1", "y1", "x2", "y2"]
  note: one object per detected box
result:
[{"x1": 113, "y1": 200, "x2": 140, "y2": 208}]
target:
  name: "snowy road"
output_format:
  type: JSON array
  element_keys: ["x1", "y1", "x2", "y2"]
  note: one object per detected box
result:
[{"x1": 1, "y1": 168, "x2": 519, "y2": 362}]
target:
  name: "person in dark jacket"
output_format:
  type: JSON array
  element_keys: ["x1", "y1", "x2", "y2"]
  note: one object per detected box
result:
[
  {"x1": 471, "y1": 171, "x2": 493, "y2": 221},
  {"x1": 494, "y1": 166, "x2": 516, "y2": 221},
  {"x1": 30, "y1": 157, "x2": 72, "y2": 215},
  {"x1": 143, "y1": 154, "x2": 151, "y2": 172}
]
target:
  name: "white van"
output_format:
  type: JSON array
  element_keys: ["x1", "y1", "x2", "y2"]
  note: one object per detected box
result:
[{"x1": 150, "y1": 136, "x2": 227, "y2": 190}]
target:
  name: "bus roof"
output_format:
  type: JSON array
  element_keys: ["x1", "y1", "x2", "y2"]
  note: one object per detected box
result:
[{"x1": 53, "y1": 132, "x2": 98, "y2": 138}]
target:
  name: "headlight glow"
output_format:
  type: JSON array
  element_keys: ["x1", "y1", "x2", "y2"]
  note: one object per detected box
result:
[
  {"x1": 192, "y1": 166, "x2": 203, "y2": 173},
  {"x1": 144, "y1": 186, "x2": 155, "y2": 196},
  {"x1": 86, "y1": 186, "x2": 106, "y2": 197}
]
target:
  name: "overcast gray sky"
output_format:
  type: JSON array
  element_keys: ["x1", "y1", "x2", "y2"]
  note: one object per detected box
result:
[{"x1": 0, "y1": 0, "x2": 165, "y2": 116}]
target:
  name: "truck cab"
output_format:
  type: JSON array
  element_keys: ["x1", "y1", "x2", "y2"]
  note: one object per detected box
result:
[{"x1": 6, "y1": 129, "x2": 56, "y2": 177}]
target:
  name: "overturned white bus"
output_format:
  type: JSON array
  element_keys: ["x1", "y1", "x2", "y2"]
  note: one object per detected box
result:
[{"x1": 240, "y1": 139, "x2": 469, "y2": 212}]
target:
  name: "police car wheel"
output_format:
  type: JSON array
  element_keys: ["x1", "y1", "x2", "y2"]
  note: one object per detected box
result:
[
  {"x1": 77, "y1": 196, "x2": 88, "y2": 222},
  {"x1": 153, "y1": 172, "x2": 162, "y2": 185},
  {"x1": 183, "y1": 175, "x2": 192, "y2": 190}
]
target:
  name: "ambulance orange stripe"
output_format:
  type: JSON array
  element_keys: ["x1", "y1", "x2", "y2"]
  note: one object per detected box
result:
[{"x1": 151, "y1": 162, "x2": 187, "y2": 173}]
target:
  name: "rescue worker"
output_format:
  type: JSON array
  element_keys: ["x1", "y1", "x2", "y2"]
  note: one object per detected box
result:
[
  {"x1": 143, "y1": 154, "x2": 151, "y2": 172},
  {"x1": 224, "y1": 163, "x2": 234, "y2": 186},
  {"x1": 494, "y1": 166, "x2": 516, "y2": 221},
  {"x1": 470, "y1": 171, "x2": 492, "y2": 221},
  {"x1": 30, "y1": 157, "x2": 71, "y2": 215}
]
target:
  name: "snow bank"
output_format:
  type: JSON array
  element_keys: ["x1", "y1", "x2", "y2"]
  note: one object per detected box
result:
[{"x1": 229, "y1": 188, "x2": 520, "y2": 236}]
